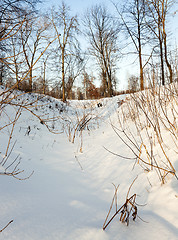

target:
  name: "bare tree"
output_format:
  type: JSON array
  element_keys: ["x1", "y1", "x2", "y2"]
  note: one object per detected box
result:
[
  {"x1": 0, "y1": 0, "x2": 40, "y2": 54},
  {"x1": 128, "y1": 75, "x2": 139, "y2": 92},
  {"x1": 5, "y1": 29, "x2": 26, "y2": 89},
  {"x1": 114, "y1": 0, "x2": 152, "y2": 90},
  {"x1": 41, "y1": 53, "x2": 51, "y2": 94},
  {"x1": 20, "y1": 14, "x2": 50, "y2": 92},
  {"x1": 82, "y1": 70, "x2": 90, "y2": 99},
  {"x1": 65, "y1": 51, "x2": 85, "y2": 100},
  {"x1": 0, "y1": 0, "x2": 41, "y2": 88},
  {"x1": 49, "y1": 1, "x2": 82, "y2": 102},
  {"x1": 83, "y1": 4, "x2": 120, "y2": 97},
  {"x1": 145, "y1": 0, "x2": 175, "y2": 85}
]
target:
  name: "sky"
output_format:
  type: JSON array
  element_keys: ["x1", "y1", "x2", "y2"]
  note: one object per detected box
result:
[
  {"x1": 44, "y1": 0, "x2": 112, "y2": 14},
  {"x1": 41, "y1": 0, "x2": 178, "y2": 90}
]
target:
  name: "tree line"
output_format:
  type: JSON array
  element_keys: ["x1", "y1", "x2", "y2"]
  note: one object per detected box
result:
[{"x1": 0, "y1": 0, "x2": 177, "y2": 101}]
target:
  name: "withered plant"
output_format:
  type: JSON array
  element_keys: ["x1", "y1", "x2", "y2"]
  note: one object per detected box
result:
[
  {"x1": 110, "y1": 81, "x2": 178, "y2": 184},
  {"x1": 62, "y1": 102, "x2": 99, "y2": 152},
  {"x1": 103, "y1": 177, "x2": 142, "y2": 230}
]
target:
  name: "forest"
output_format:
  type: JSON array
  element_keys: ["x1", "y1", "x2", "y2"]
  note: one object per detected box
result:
[{"x1": 1, "y1": 0, "x2": 177, "y2": 102}]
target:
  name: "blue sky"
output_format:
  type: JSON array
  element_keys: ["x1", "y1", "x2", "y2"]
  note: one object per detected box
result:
[
  {"x1": 42, "y1": 0, "x2": 178, "y2": 90},
  {"x1": 44, "y1": 0, "x2": 112, "y2": 14}
]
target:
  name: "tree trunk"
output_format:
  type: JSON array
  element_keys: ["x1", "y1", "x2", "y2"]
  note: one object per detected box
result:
[
  {"x1": 139, "y1": 54, "x2": 144, "y2": 90},
  {"x1": 14, "y1": 59, "x2": 20, "y2": 89},
  {"x1": 137, "y1": 0, "x2": 144, "y2": 90},
  {"x1": 102, "y1": 57, "x2": 113, "y2": 97},
  {"x1": 138, "y1": 32, "x2": 144, "y2": 89},
  {"x1": 138, "y1": 33, "x2": 144, "y2": 90},
  {"x1": 163, "y1": 29, "x2": 173, "y2": 83},
  {"x1": 101, "y1": 69, "x2": 107, "y2": 97},
  {"x1": 62, "y1": 48, "x2": 66, "y2": 102},
  {"x1": 29, "y1": 68, "x2": 33, "y2": 92},
  {"x1": 158, "y1": 13, "x2": 165, "y2": 86},
  {"x1": 43, "y1": 61, "x2": 46, "y2": 94},
  {"x1": 159, "y1": 37, "x2": 165, "y2": 85},
  {"x1": 0, "y1": 61, "x2": 4, "y2": 85}
]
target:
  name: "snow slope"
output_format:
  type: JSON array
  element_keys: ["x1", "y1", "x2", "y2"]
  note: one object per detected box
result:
[{"x1": 0, "y1": 88, "x2": 177, "y2": 239}]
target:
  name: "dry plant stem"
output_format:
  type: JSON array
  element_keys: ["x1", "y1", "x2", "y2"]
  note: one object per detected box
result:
[
  {"x1": 72, "y1": 113, "x2": 92, "y2": 143},
  {"x1": 0, "y1": 152, "x2": 34, "y2": 180},
  {"x1": 2, "y1": 108, "x2": 22, "y2": 166},
  {"x1": 5, "y1": 154, "x2": 20, "y2": 171},
  {"x1": 9, "y1": 102, "x2": 61, "y2": 134},
  {"x1": 103, "y1": 177, "x2": 139, "y2": 230},
  {"x1": 112, "y1": 184, "x2": 119, "y2": 212},
  {"x1": 2, "y1": 91, "x2": 43, "y2": 108},
  {"x1": 103, "y1": 146, "x2": 137, "y2": 160},
  {"x1": 103, "y1": 194, "x2": 137, "y2": 230},
  {"x1": 111, "y1": 123, "x2": 139, "y2": 156},
  {"x1": 0, "y1": 140, "x2": 16, "y2": 165},
  {"x1": 159, "y1": 97, "x2": 177, "y2": 138},
  {"x1": 1, "y1": 169, "x2": 34, "y2": 180},
  {"x1": 74, "y1": 155, "x2": 83, "y2": 170},
  {"x1": 0, "y1": 220, "x2": 13, "y2": 233},
  {"x1": 117, "y1": 106, "x2": 140, "y2": 149},
  {"x1": 103, "y1": 184, "x2": 120, "y2": 230},
  {"x1": 0, "y1": 111, "x2": 19, "y2": 131},
  {"x1": 117, "y1": 86, "x2": 177, "y2": 183},
  {"x1": 115, "y1": 114, "x2": 141, "y2": 152},
  {"x1": 108, "y1": 123, "x2": 174, "y2": 174},
  {"x1": 79, "y1": 131, "x2": 83, "y2": 153},
  {"x1": 155, "y1": 129, "x2": 176, "y2": 173},
  {"x1": 126, "y1": 176, "x2": 138, "y2": 200}
]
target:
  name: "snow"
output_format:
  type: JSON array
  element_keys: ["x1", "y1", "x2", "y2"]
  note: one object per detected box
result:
[{"x1": 0, "y1": 87, "x2": 177, "y2": 239}]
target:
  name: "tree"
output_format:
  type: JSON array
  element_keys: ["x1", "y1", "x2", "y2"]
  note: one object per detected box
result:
[
  {"x1": 83, "y1": 4, "x2": 120, "y2": 97},
  {"x1": 0, "y1": 0, "x2": 41, "y2": 55},
  {"x1": 82, "y1": 70, "x2": 90, "y2": 99},
  {"x1": 145, "y1": 0, "x2": 174, "y2": 84},
  {"x1": 40, "y1": 53, "x2": 51, "y2": 95},
  {"x1": 50, "y1": 1, "x2": 82, "y2": 102},
  {"x1": 0, "y1": 0, "x2": 41, "y2": 88},
  {"x1": 7, "y1": 30, "x2": 25, "y2": 89},
  {"x1": 114, "y1": 0, "x2": 151, "y2": 90},
  {"x1": 82, "y1": 70, "x2": 100, "y2": 99},
  {"x1": 128, "y1": 74, "x2": 139, "y2": 92},
  {"x1": 65, "y1": 53, "x2": 85, "y2": 99},
  {"x1": 20, "y1": 14, "x2": 50, "y2": 92}
]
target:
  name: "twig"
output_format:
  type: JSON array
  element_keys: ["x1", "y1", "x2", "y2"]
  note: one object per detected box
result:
[{"x1": 0, "y1": 220, "x2": 13, "y2": 233}]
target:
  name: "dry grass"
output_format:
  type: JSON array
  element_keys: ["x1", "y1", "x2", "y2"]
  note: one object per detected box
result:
[{"x1": 112, "y1": 82, "x2": 178, "y2": 184}]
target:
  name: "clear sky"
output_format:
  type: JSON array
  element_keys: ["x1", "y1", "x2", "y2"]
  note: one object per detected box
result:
[
  {"x1": 43, "y1": 0, "x2": 178, "y2": 38},
  {"x1": 44, "y1": 0, "x2": 112, "y2": 14},
  {"x1": 42, "y1": 0, "x2": 178, "y2": 90}
]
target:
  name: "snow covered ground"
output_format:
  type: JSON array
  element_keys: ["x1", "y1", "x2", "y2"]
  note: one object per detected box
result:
[{"x1": 0, "y1": 88, "x2": 177, "y2": 239}]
